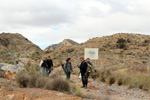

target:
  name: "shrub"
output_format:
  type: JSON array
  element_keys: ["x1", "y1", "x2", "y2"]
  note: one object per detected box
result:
[
  {"x1": 15, "y1": 71, "x2": 29, "y2": 88},
  {"x1": 27, "y1": 74, "x2": 40, "y2": 88},
  {"x1": 72, "y1": 85, "x2": 81, "y2": 96},
  {"x1": 49, "y1": 70, "x2": 63, "y2": 78},
  {"x1": 91, "y1": 69, "x2": 100, "y2": 80},
  {"x1": 116, "y1": 38, "x2": 127, "y2": 50},
  {"x1": 66, "y1": 48, "x2": 74, "y2": 53},
  {"x1": 36, "y1": 77, "x2": 47, "y2": 88},
  {"x1": 45, "y1": 77, "x2": 70, "y2": 92},
  {"x1": 118, "y1": 79, "x2": 123, "y2": 86},
  {"x1": 109, "y1": 77, "x2": 115, "y2": 86},
  {"x1": 44, "y1": 80, "x2": 53, "y2": 90},
  {"x1": 24, "y1": 62, "x2": 38, "y2": 75},
  {"x1": 0, "y1": 70, "x2": 5, "y2": 78},
  {"x1": 138, "y1": 84, "x2": 143, "y2": 89}
]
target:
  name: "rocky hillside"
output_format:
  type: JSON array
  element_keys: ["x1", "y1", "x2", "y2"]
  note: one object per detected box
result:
[
  {"x1": 44, "y1": 39, "x2": 78, "y2": 52},
  {"x1": 44, "y1": 33, "x2": 150, "y2": 69},
  {"x1": 0, "y1": 33, "x2": 42, "y2": 53}
]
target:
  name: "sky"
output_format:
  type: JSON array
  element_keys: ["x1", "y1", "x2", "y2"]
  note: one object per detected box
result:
[{"x1": 0, "y1": 0, "x2": 150, "y2": 50}]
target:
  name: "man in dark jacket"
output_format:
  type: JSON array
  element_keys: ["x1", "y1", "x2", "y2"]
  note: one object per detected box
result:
[
  {"x1": 47, "y1": 56, "x2": 53, "y2": 75},
  {"x1": 77, "y1": 57, "x2": 88, "y2": 88}
]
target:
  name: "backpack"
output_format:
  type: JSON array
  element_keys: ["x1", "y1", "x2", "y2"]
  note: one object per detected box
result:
[{"x1": 62, "y1": 63, "x2": 66, "y2": 71}]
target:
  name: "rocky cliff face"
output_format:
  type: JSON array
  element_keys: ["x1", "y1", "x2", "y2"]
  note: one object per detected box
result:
[
  {"x1": 44, "y1": 39, "x2": 78, "y2": 52},
  {"x1": 0, "y1": 33, "x2": 42, "y2": 53}
]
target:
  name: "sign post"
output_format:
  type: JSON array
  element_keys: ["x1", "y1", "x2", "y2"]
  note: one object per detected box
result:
[
  {"x1": 84, "y1": 48, "x2": 99, "y2": 68},
  {"x1": 84, "y1": 48, "x2": 99, "y2": 60}
]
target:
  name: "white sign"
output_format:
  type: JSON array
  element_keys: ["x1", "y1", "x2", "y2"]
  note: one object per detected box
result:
[{"x1": 84, "y1": 48, "x2": 98, "y2": 60}]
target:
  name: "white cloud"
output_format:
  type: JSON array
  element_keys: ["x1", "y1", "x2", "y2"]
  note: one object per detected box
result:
[{"x1": 0, "y1": 0, "x2": 150, "y2": 49}]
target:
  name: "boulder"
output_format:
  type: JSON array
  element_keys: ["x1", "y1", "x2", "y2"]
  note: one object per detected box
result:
[{"x1": 0, "y1": 63, "x2": 25, "y2": 80}]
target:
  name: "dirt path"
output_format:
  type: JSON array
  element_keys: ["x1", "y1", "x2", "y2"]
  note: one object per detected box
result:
[{"x1": 69, "y1": 74, "x2": 150, "y2": 100}]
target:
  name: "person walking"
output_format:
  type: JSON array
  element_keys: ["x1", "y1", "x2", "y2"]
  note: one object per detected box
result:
[
  {"x1": 47, "y1": 56, "x2": 53, "y2": 76},
  {"x1": 64, "y1": 58, "x2": 73, "y2": 80},
  {"x1": 77, "y1": 57, "x2": 88, "y2": 88},
  {"x1": 40, "y1": 57, "x2": 48, "y2": 75}
]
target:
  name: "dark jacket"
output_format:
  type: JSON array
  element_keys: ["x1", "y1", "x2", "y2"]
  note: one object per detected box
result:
[
  {"x1": 79, "y1": 61, "x2": 88, "y2": 73},
  {"x1": 42, "y1": 60, "x2": 48, "y2": 67},
  {"x1": 64, "y1": 62, "x2": 73, "y2": 72},
  {"x1": 47, "y1": 59, "x2": 53, "y2": 68}
]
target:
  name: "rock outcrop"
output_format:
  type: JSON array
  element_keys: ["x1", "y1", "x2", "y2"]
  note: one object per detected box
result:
[
  {"x1": 0, "y1": 63, "x2": 25, "y2": 80},
  {"x1": 0, "y1": 33, "x2": 42, "y2": 53},
  {"x1": 44, "y1": 39, "x2": 78, "y2": 52}
]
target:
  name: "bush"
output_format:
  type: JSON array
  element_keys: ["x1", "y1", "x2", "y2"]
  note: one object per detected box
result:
[
  {"x1": 51, "y1": 77, "x2": 70, "y2": 92},
  {"x1": 15, "y1": 71, "x2": 29, "y2": 88},
  {"x1": 72, "y1": 85, "x2": 81, "y2": 96},
  {"x1": 99, "y1": 71, "x2": 105, "y2": 82},
  {"x1": 116, "y1": 38, "x2": 127, "y2": 50},
  {"x1": 28, "y1": 74, "x2": 40, "y2": 88},
  {"x1": 0, "y1": 70, "x2": 5, "y2": 78},
  {"x1": 118, "y1": 79, "x2": 123, "y2": 86},
  {"x1": 109, "y1": 77, "x2": 115, "y2": 86},
  {"x1": 45, "y1": 77, "x2": 70, "y2": 92},
  {"x1": 24, "y1": 62, "x2": 38, "y2": 75},
  {"x1": 36, "y1": 77, "x2": 47, "y2": 88}
]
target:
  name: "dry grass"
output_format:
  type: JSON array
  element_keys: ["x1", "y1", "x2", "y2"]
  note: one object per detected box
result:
[
  {"x1": 44, "y1": 77, "x2": 70, "y2": 92},
  {"x1": 27, "y1": 73, "x2": 41, "y2": 88},
  {"x1": 15, "y1": 71, "x2": 29, "y2": 88},
  {"x1": 98, "y1": 69, "x2": 150, "y2": 91},
  {"x1": 36, "y1": 77, "x2": 47, "y2": 88},
  {"x1": 72, "y1": 85, "x2": 81, "y2": 96}
]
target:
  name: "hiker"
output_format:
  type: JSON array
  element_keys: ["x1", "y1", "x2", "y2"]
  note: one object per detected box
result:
[
  {"x1": 77, "y1": 57, "x2": 88, "y2": 88},
  {"x1": 47, "y1": 56, "x2": 53, "y2": 75},
  {"x1": 40, "y1": 57, "x2": 48, "y2": 75},
  {"x1": 63, "y1": 58, "x2": 73, "y2": 80},
  {"x1": 86, "y1": 58, "x2": 93, "y2": 85}
]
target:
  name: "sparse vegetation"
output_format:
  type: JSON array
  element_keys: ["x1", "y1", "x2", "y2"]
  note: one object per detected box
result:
[
  {"x1": 98, "y1": 69, "x2": 150, "y2": 91},
  {"x1": 72, "y1": 85, "x2": 81, "y2": 96},
  {"x1": 116, "y1": 38, "x2": 128, "y2": 50},
  {"x1": 15, "y1": 68, "x2": 70, "y2": 92},
  {"x1": 45, "y1": 77, "x2": 70, "y2": 92},
  {"x1": 0, "y1": 70, "x2": 5, "y2": 78},
  {"x1": 15, "y1": 71, "x2": 29, "y2": 88}
]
